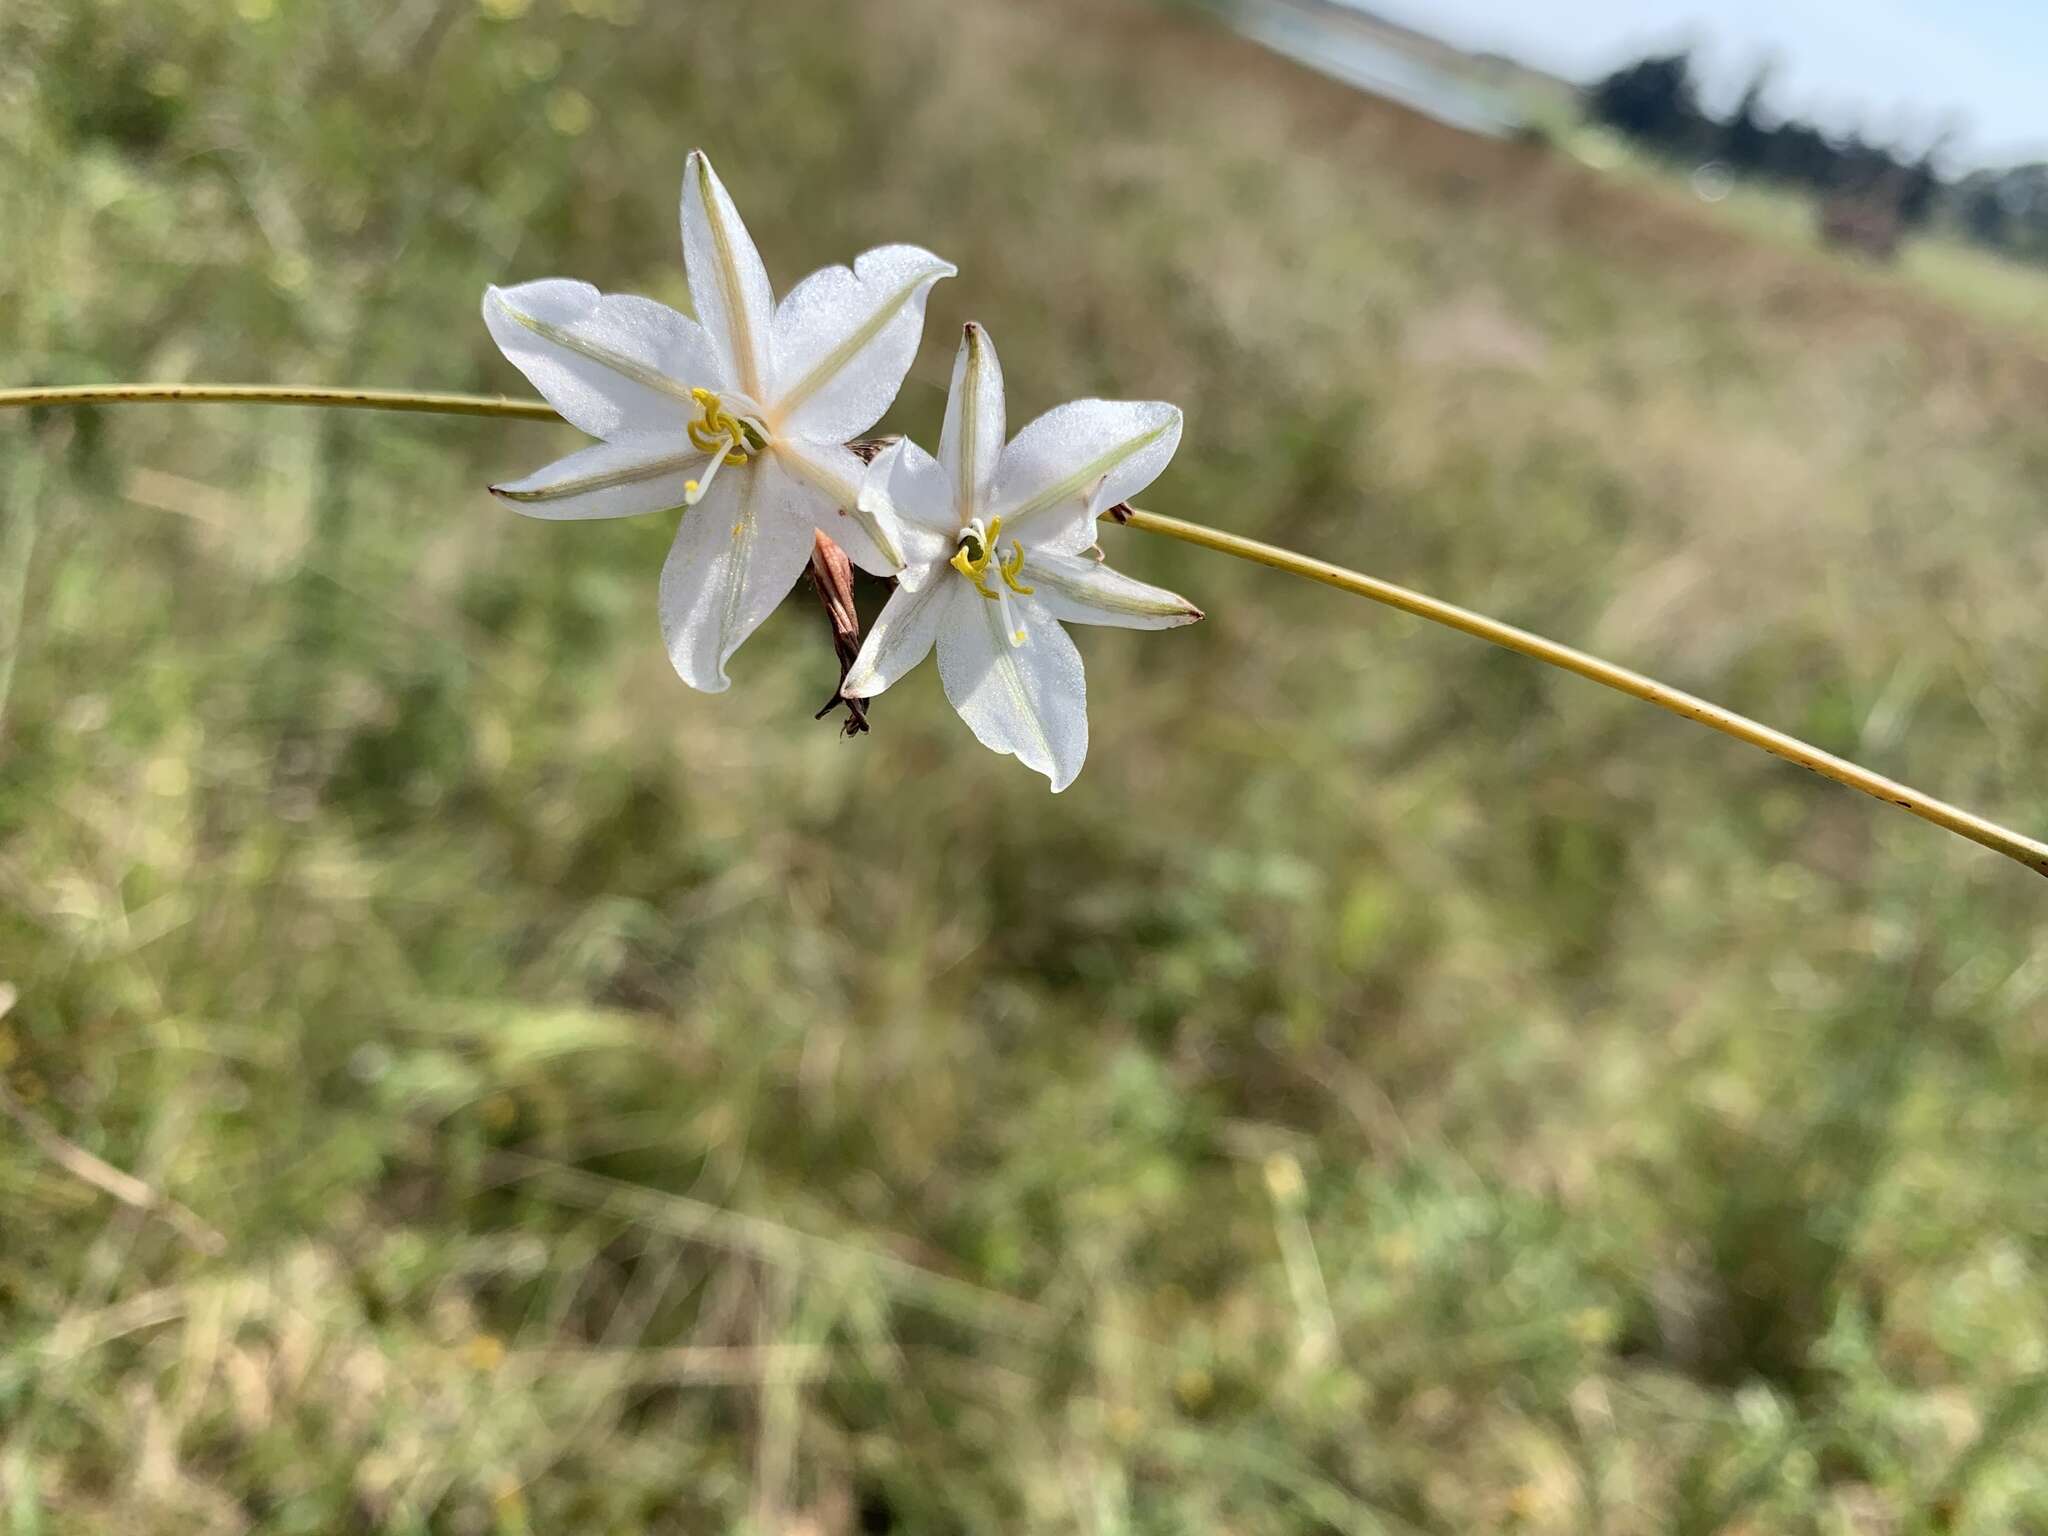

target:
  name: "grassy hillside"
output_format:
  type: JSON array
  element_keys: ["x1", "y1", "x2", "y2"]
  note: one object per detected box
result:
[
  {"x1": 4, "y1": 0, "x2": 2047, "y2": 1530},
  {"x1": 1560, "y1": 124, "x2": 2048, "y2": 344}
]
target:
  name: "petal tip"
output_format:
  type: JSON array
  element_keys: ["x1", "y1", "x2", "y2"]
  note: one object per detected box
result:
[{"x1": 681, "y1": 149, "x2": 719, "y2": 208}]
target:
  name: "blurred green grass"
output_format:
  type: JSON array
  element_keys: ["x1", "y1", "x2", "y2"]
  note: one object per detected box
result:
[{"x1": 4, "y1": 0, "x2": 2048, "y2": 1531}]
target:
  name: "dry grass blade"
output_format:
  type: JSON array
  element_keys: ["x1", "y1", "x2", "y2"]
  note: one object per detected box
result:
[
  {"x1": 0, "y1": 1076, "x2": 225, "y2": 1256},
  {"x1": 486, "y1": 1151, "x2": 1056, "y2": 1342},
  {"x1": 0, "y1": 987, "x2": 223, "y2": 1254}
]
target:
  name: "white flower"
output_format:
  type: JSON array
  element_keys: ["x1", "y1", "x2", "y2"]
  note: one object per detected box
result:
[
  {"x1": 482, "y1": 150, "x2": 954, "y2": 692},
  {"x1": 841, "y1": 323, "x2": 1200, "y2": 791}
]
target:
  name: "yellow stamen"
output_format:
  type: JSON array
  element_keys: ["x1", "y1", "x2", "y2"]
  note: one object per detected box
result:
[
  {"x1": 686, "y1": 387, "x2": 752, "y2": 464},
  {"x1": 951, "y1": 543, "x2": 998, "y2": 599},
  {"x1": 999, "y1": 543, "x2": 1033, "y2": 595},
  {"x1": 951, "y1": 516, "x2": 1032, "y2": 647},
  {"x1": 952, "y1": 515, "x2": 1035, "y2": 612}
]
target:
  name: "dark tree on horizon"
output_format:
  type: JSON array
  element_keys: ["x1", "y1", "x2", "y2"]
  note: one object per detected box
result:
[
  {"x1": 1587, "y1": 53, "x2": 1715, "y2": 157},
  {"x1": 1721, "y1": 67, "x2": 1773, "y2": 172}
]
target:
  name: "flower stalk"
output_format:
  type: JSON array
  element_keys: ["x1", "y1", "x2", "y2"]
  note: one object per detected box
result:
[
  {"x1": 4, "y1": 381, "x2": 2044, "y2": 878},
  {"x1": 0, "y1": 382, "x2": 560, "y2": 419},
  {"x1": 1110, "y1": 506, "x2": 2048, "y2": 878}
]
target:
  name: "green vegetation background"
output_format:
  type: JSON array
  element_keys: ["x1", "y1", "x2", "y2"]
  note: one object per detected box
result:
[{"x1": 4, "y1": 0, "x2": 2047, "y2": 1530}]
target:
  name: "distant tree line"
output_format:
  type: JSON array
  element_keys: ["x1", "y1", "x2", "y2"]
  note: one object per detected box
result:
[
  {"x1": 1586, "y1": 52, "x2": 2048, "y2": 264},
  {"x1": 1950, "y1": 165, "x2": 2048, "y2": 263}
]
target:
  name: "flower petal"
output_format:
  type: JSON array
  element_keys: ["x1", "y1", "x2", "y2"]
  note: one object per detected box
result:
[
  {"x1": 657, "y1": 456, "x2": 817, "y2": 693},
  {"x1": 936, "y1": 593, "x2": 1088, "y2": 792},
  {"x1": 774, "y1": 436, "x2": 913, "y2": 578},
  {"x1": 855, "y1": 436, "x2": 956, "y2": 585},
  {"x1": 489, "y1": 434, "x2": 700, "y2": 520},
  {"x1": 938, "y1": 322, "x2": 1005, "y2": 520},
  {"x1": 991, "y1": 400, "x2": 1183, "y2": 555},
  {"x1": 1021, "y1": 549, "x2": 1203, "y2": 630},
  {"x1": 770, "y1": 245, "x2": 955, "y2": 442},
  {"x1": 681, "y1": 150, "x2": 776, "y2": 400},
  {"x1": 482, "y1": 281, "x2": 714, "y2": 439},
  {"x1": 842, "y1": 574, "x2": 958, "y2": 699}
]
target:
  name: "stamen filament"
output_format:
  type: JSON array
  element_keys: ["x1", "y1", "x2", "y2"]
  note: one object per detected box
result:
[
  {"x1": 684, "y1": 438, "x2": 735, "y2": 506},
  {"x1": 995, "y1": 573, "x2": 1026, "y2": 648}
]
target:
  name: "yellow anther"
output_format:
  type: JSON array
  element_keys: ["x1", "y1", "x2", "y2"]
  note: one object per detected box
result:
[
  {"x1": 954, "y1": 516, "x2": 1030, "y2": 611},
  {"x1": 951, "y1": 543, "x2": 998, "y2": 599},
  {"x1": 999, "y1": 542, "x2": 1033, "y2": 595},
  {"x1": 685, "y1": 387, "x2": 752, "y2": 464}
]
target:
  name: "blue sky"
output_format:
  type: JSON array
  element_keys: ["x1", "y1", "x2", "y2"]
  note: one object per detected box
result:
[{"x1": 1364, "y1": 0, "x2": 2048, "y2": 167}]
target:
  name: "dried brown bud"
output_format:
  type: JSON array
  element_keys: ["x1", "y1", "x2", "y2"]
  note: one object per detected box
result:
[{"x1": 806, "y1": 530, "x2": 870, "y2": 737}]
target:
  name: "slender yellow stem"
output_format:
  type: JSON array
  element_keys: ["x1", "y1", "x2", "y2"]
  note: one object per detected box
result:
[
  {"x1": 0, "y1": 382, "x2": 557, "y2": 419},
  {"x1": 7, "y1": 382, "x2": 2044, "y2": 878},
  {"x1": 1118, "y1": 506, "x2": 2048, "y2": 878}
]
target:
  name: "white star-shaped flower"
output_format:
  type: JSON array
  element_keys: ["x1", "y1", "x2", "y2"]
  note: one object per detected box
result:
[
  {"x1": 842, "y1": 323, "x2": 1201, "y2": 791},
  {"x1": 482, "y1": 150, "x2": 954, "y2": 691}
]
